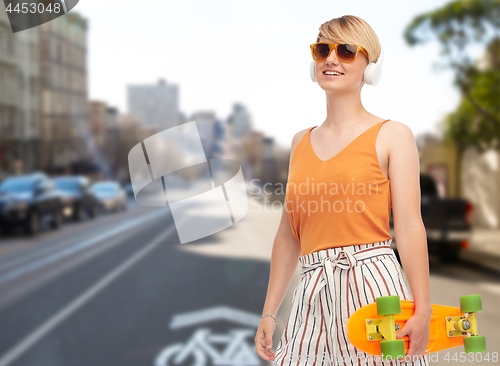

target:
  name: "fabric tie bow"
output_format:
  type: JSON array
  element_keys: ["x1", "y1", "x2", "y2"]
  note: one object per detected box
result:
[{"x1": 301, "y1": 249, "x2": 358, "y2": 306}]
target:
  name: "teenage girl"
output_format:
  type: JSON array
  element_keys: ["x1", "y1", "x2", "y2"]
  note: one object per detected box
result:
[{"x1": 254, "y1": 15, "x2": 432, "y2": 366}]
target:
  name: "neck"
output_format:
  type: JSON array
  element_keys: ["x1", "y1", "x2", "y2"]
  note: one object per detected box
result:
[{"x1": 322, "y1": 87, "x2": 371, "y2": 131}]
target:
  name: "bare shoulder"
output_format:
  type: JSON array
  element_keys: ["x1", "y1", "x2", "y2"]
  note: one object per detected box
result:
[
  {"x1": 381, "y1": 120, "x2": 416, "y2": 149},
  {"x1": 382, "y1": 120, "x2": 415, "y2": 137}
]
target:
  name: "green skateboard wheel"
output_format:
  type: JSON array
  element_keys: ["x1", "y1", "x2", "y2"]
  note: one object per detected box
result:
[
  {"x1": 376, "y1": 296, "x2": 401, "y2": 316},
  {"x1": 460, "y1": 295, "x2": 482, "y2": 313},
  {"x1": 463, "y1": 336, "x2": 486, "y2": 353},
  {"x1": 380, "y1": 339, "x2": 405, "y2": 360}
]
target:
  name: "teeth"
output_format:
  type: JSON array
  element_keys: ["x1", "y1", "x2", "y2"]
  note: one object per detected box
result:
[{"x1": 325, "y1": 71, "x2": 343, "y2": 76}]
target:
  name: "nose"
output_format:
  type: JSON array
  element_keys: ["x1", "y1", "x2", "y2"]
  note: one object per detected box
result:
[{"x1": 325, "y1": 46, "x2": 340, "y2": 65}]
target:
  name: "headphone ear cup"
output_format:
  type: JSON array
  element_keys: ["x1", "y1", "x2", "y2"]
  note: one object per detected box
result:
[
  {"x1": 364, "y1": 61, "x2": 383, "y2": 86},
  {"x1": 371, "y1": 64, "x2": 382, "y2": 85},
  {"x1": 364, "y1": 63, "x2": 374, "y2": 85},
  {"x1": 364, "y1": 44, "x2": 384, "y2": 86},
  {"x1": 310, "y1": 61, "x2": 317, "y2": 82}
]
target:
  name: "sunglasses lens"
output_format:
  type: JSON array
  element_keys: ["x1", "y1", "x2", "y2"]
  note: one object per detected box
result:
[
  {"x1": 313, "y1": 43, "x2": 331, "y2": 61},
  {"x1": 337, "y1": 44, "x2": 357, "y2": 62}
]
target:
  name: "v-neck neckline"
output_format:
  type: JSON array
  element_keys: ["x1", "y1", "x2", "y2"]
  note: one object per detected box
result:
[{"x1": 308, "y1": 120, "x2": 386, "y2": 163}]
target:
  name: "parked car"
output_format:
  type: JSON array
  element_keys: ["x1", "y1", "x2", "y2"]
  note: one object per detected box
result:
[
  {"x1": 91, "y1": 181, "x2": 127, "y2": 212},
  {"x1": 53, "y1": 175, "x2": 99, "y2": 221},
  {"x1": 390, "y1": 173, "x2": 473, "y2": 262},
  {"x1": 0, "y1": 172, "x2": 66, "y2": 235}
]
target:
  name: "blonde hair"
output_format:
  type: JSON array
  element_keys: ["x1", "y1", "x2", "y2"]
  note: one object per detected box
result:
[{"x1": 316, "y1": 15, "x2": 381, "y2": 64}]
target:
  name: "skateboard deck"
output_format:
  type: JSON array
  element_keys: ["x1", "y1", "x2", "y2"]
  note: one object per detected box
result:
[{"x1": 347, "y1": 295, "x2": 486, "y2": 359}]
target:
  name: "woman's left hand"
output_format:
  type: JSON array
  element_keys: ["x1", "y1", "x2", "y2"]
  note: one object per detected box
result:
[{"x1": 395, "y1": 311, "x2": 431, "y2": 362}]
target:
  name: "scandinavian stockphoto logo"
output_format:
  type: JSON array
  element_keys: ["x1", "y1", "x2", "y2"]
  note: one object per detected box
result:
[
  {"x1": 3, "y1": 0, "x2": 80, "y2": 33},
  {"x1": 128, "y1": 121, "x2": 248, "y2": 244}
]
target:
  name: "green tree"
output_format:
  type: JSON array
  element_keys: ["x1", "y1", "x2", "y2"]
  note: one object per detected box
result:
[{"x1": 404, "y1": 0, "x2": 499, "y2": 194}]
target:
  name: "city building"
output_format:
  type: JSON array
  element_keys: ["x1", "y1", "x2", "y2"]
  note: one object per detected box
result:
[
  {"x1": 227, "y1": 102, "x2": 252, "y2": 139},
  {"x1": 0, "y1": 10, "x2": 40, "y2": 177},
  {"x1": 127, "y1": 78, "x2": 179, "y2": 131},
  {"x1": 188, "y1": 111, "x2": 220, "y2": 159}
]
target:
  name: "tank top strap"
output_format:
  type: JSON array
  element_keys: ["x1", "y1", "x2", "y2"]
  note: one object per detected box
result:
[
  {"x1": 365, "y1": 119, "x2": 391, "y2": 178},
  {"x1": 350, "y1": 119, "x2": 391, "y2": 167},
  {"x1": 371, "y1": 119, "x2": 391, "y2": 139},
  {"x1": 288, "y1": 126, "x2": 317, "y2": 169},
  {"x1": 350, "y1": 119, "x2": 391, "y2": 153},
  {"x1": 296, "y1": 126, "x2": 317, "y2": 154}
]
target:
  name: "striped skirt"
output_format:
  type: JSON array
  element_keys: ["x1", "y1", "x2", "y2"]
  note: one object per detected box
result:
[{"x1": 274, "y1": 239, "x2": 429, "y2": 366}]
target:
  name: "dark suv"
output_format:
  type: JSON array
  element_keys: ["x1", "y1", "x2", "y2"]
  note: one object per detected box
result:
[{"x1": 0, "y1": 172, "x2": 65, "y2": 235}]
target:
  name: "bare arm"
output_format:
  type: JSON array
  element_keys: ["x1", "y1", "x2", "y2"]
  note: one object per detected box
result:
[
  {"x1": 261, "y1": 198, "x2": 302, "y2": 316},
  {"x1": 262, "y1": 128, "x2": 308, "y2": 316},
  {"x1": 254, "y1": 128, "x2": 307, "y2": 361},
  {"x1": 388, "y1": 122, "x2": 432, "y2": 358}
]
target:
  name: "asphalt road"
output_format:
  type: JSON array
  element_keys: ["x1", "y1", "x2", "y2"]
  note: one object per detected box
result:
[{"x1": 0, "y1": 200, "x2": 497, "y2": 366}]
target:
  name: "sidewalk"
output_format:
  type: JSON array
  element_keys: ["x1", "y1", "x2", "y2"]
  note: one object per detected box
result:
[
  {"x1": 462, "y1": 228, "x2": 500, "y2": 272},
  {"x1": 469, "y1": 228, "x2": 500, "y2": 257}
]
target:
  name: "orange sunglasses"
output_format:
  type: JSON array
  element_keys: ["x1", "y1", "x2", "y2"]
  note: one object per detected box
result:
[{"x1": 310, "y1": 42, "x2": 369, "y2": 63}]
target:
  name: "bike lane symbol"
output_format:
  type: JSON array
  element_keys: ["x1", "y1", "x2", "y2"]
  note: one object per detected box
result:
[
  {"x1": 155, "y1": 328, "x2": 260, "y2": 366},
  {"x1": 155, "y1": 306, "x2": 263, "y2": 366}
]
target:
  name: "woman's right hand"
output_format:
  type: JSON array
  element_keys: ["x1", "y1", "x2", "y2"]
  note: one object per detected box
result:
[{"x1": 254, "y1": 317, "x2": 276, "y2": 361}]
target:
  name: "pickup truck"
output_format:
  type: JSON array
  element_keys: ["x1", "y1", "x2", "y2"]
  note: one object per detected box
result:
[{"x1": 390, "y1": 173, "x2": 474, "y2": 263}]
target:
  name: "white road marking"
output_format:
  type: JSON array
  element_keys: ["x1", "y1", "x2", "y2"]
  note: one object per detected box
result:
[
  {"x1": 0, "y1": 209, "x2": 161, "y2": 284},
  {"x1": 0, "y1": 211, "x2": 134, "y2": 272}
]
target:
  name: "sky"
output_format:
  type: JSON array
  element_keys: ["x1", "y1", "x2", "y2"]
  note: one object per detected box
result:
[{"x1": 73, "y1": 0, "x2": 463, "y2": 148}]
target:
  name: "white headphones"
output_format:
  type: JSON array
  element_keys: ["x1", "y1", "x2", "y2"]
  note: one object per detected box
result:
[{"x1": 310, "y1": 44, "x2": 384, "y2": 86}]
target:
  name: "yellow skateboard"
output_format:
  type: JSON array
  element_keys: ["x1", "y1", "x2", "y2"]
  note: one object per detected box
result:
[{"x1": 347, "y1": 295, "x2": 486, "y2": 360}]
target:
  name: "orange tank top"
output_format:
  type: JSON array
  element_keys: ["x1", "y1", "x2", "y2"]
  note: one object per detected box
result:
[{"x1": 285, "y1": 119, "x2": 392, "y2": 256}]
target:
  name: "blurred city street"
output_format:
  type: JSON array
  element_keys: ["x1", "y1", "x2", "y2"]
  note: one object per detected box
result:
[{"x1": 0, "y1": 195, "x2": 498, "y2": 366}]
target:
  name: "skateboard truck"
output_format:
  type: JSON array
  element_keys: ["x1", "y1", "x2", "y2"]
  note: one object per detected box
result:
[
  {"x1": 365, "y1": 316, "x2": 400, "y2": 341},
  {"x1": 445, "y1": 295, "x2": 486, "y2": 353},
  {"x1": 445, "y1": 314, "x2": 475, "y2": 337},
  {"x1": 368, "y1": 295, "x2": 406, "y2": 360}
]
